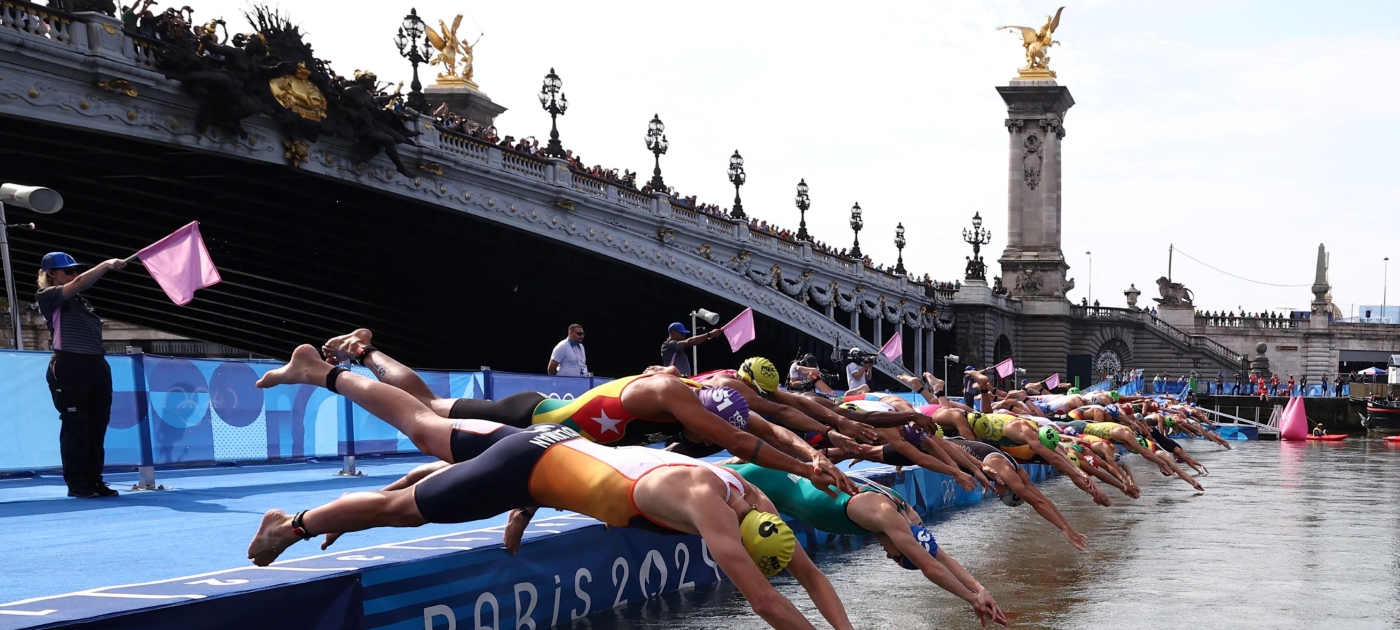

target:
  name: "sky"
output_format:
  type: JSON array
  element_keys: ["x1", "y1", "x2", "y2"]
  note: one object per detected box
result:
[{"x1": 193, "y1": 0, "x2": 1400, "y2": 316}]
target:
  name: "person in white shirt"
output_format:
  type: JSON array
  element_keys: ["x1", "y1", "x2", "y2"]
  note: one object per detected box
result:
[
  {"x1": 547, "y1": 324, "x2": 588, "y2": 376},
  {"x1": 845, "y1": 347, "x2": 873, "y2": 395}
]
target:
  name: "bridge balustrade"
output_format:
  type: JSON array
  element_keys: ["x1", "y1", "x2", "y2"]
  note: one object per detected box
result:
[{"x1": 0, "y1": 0, "x2": 73, "y2": 44}]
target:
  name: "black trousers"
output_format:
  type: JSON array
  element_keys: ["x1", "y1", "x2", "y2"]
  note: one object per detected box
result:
[{"x1": 46, "y1": 352, "x2": 112, "y2": 490}]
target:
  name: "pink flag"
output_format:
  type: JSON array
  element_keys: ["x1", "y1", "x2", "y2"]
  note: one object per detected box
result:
[
  {"x1": 880, "y1": 331, "x2": 902, "y2": 362},
  {"x1": 137, "y1": 221, "x2": 221, "y2": 306},
  {"x1": 1044, "y1": 373, "x2": 1061, "y2": 390},
  {"x1": 721, "y1": 307, "x2": 756, "y2": 352},
  {"x1": 994, "y1": 358, "x2": 1015, "y2": 379}
]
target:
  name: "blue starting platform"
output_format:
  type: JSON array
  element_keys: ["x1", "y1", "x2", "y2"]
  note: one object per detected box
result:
[{"x1": 0, "y1": 454, "x2": 1050, "y2": 630}]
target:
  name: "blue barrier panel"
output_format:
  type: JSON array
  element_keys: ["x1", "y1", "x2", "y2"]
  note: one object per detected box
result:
[
  {"x1": 348, "y1": 367, "x2": 460, "y2": 456},
  {"x1": 0, "y1": 350, "x2": 143, "y2": 473},
  {"x1": 490, "y1": 371, "x2": 612, "y2": 400}
]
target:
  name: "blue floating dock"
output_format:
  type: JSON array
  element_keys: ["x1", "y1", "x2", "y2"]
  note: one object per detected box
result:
[{"x1": 0, "y1": 454, "x2": 1050, "y2": 629}]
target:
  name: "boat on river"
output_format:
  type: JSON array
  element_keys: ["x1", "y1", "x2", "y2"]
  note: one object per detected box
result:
[{"x1": 1360, "y1": 396, "x2": 1400, "y2": 431}]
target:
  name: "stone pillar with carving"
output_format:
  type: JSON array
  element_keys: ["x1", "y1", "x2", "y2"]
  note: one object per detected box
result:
[{"x1": 997, "y1": 81, "x2": 1074, "y2": 311}]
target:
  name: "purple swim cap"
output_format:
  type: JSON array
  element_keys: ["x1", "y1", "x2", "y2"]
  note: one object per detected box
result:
[
  {"x1": 900, "y1": 424, "x2": 929, "y2": 448},
  {"x1": 698, "y1": 386, "x2": 750, "y2": 430}
]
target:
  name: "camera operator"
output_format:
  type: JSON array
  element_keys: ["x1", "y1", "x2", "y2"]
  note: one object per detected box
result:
[
  {"x1": 788, "y1": 353, "x2": 835, "y2": 394},
  {"x1": 844, "y1": 346, "x2": 874, "y2": 395}
]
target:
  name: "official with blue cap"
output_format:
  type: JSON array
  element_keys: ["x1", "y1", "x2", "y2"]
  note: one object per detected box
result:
[
  {"x1": 35, "y1": 250, "x2": 128, "y2": 498},
  {"x1": 660, "y1": 319, "x2": 721, "y2": 377}
]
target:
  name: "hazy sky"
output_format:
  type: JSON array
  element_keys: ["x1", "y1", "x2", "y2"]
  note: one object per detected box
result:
[{"x1": 195, "y1": 0, "x2": 1400, "y2": 315}]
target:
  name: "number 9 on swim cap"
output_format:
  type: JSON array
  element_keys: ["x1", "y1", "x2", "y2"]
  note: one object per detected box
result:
[
  {"x1": 740, "y1": 510, "x2": 795, "y2": 577},
  {"x1": 698, "y1": 386, "x2": 749, "y2": 429}
]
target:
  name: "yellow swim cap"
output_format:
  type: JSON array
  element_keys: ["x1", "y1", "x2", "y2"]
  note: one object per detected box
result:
[
  {"x1": 738, "y1": 357, "x2": 780, "y2": 396},
  {"x1": 739, "y1": 510, "x2": 795, "y2": 577},
  {"x1": 1065, "y1": 448, "x2": 1081, "y2": 468}
]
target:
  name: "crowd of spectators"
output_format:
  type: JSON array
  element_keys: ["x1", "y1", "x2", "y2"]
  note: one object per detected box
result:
[
  {"x1": 431, "y1": 104, "x2": 943, "y2": 277},
  {"x1": 1197, "y1": 310, "x2": 1305, "y2": 329}
]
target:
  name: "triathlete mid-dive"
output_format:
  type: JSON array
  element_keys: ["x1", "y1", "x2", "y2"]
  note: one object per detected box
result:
[
  {"x1": 817, "y1": 400, "x2": 978, "y2": 491},
  {"x1": 963, "y1": 372, "x2": 1113, "y2": 506},
  {"x1": 317, "y1": 329, "x2": 855, "y2": 493},
  {"x1": 942, "y1": 436, "x2": 1089, "y2": 550},
  {"x1": 1146, "y1": 413, "x2": 1208, "y2": 475},
  {"x1": 723, "y1": 462, "x2": 1008, "y2": 627},
  {"x1": 247, "y1": 346, "x2": 854, "y2": 630},
  {"x1": 690, "y1": 358, "x2": 887, "y2": 442}
]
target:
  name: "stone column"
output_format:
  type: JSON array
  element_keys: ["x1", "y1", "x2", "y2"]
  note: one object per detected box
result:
[
  {"x1": 914, "y1": 327, "x2": 924, "y2": 374},
  {"x1": 997, "y1": 82, "x2": 1074, "y2": 313}
]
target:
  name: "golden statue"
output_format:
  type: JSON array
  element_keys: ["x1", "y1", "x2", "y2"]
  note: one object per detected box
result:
[
  {"x1": 424, "y1": 14, "x2": 484, "y2": 89},
  {"x1": 998, "y1": 6, "x2": 1063, "y2": 80}
]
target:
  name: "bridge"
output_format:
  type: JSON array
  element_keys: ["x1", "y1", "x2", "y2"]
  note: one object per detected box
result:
[{"x1": 0, "y1": 3, "x2": 947, "y2": 378}]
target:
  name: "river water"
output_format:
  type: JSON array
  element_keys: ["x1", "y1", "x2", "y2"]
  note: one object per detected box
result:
[{"x1": 581, "y1": 440, "x2": 1400, "y2": 629}]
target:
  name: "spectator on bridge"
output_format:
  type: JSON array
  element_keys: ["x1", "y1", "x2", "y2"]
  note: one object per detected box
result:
[
  {"x1": 1233, "y1": 371, "x2": 1243, "y2": 395},
  {"x1": 1334, "y1": 374, "x2": 1344, "y2": 397},
  {"x1": 658, "y1": 322, "x2": 720, "y2": 377},
  {"x1": 1257, "y1": 378, "x2": 1268, "y2": 401},
  {"x1": 36, "y1": 252, "x2": 127, "y2": 499},
  {"x1": 1269, "y1": 373, "x2": 1280, "y2": 396},
  {"x1": 1287, "y1": 374, "x2": 1295, "y2": 396},
  {"x1": 547, "y1": 324, "x2": 588, "y2": 377},
  {"x1": 1300, "y1": 374, "x2": 1309, "y2": 396},
  {"x1": 1215, "y1": 371, "x2": 1224, "y2": 396}
]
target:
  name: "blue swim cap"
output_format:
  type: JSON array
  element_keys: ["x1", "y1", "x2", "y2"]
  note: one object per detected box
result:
[
  {"x1": 897, "y1": 524, "x2": 938, "y2": 569},
  {"x1": 698, "y1": 386, "x2": 749, "y2": 430}
]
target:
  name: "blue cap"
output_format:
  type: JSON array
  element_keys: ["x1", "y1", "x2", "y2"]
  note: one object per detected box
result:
[
  {"x1": 668, "y1": 322, "x2": 690, "y2": 335},
  {"x1": 965, "y1": 365, "x2": 976, "y2": 371},
  {"x1": 40, "y1": 252, "x2": 84, "y2": 270}
]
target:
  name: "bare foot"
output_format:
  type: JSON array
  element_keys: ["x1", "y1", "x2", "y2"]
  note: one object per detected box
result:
[
  {"x1": 248, "y1": 509, "x2": 301, "y2": 566},
  {"x1": 922, "y1": 372, "x2": 946, "y2": 392},
  {"x1": 321, "y1": 329, "x2": 374, "y2": 364},
  {"x1": 896, "y1": 373, "x2": 922, "y2": 389},
  {"x1": 503, "y1": 507, "x2": 537, "y2": 555},
  {"x1": 256, "y1": 345, "x2": 332, "y2": 389}
]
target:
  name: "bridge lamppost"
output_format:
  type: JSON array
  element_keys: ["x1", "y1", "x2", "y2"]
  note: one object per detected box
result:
[
  {"x1": 893, "y1": 223, "x2": 907, "y2": 275},
  {"x1": 727, "y1": 150, "x2": 747, "y2": 220},
  {"x1": 645, "y1": 114, "x2": 669, "y2": 191},
  {"x1": 0, "y1": 184, "x2": 63, "y2": 350},
  {"x1": 794, "y1": 179, "x2": 810, "y2": 241},
  {"x1": 1085, "y1": 250, "x2": 1093, "y2": 305},
  {"x1": 942, "y1": 354, "x2": 960, "y2": 396},
  {"x1": 1384, "y1": 256, "x2": 1390, "y2": 323},
  {"x1": 962, "y1": 212, "x2": 991, "y2": 280},
  {"x1": 538, "y1": 68, "x2": 568, "y2": 159},
  {"x1": 848, "y1": 202, "x2": 863, "y2": 259},
  {"x1": 394, "y1": 8, "x2": 433, "y2": 112}
]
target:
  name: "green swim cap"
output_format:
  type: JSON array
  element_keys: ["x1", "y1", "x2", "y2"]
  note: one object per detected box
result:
[
  {"x1": 1038, "y1": 426, "x2": 1061, "y2": 450},
  {"x1": 740, "y1": 510, "x2": 795, "y2": 577},
  {"x1": 1109, "y1": 391, "x2": 1121, "y2": 402},
  {"x1": 1165, "y1": 417, "x2": 1175, "y2": 429},
  {"x1": 1136, "y1": 436, "x2": 1150, "y2": 449},
  {"x1": 1067, "y1": 387, "x2": 1081, "y2": 395},
  {"x1": 1070, "y1": 442, "x2": 1084, "y2": 453}
]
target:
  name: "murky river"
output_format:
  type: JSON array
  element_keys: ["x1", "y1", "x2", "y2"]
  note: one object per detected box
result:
[{"x1": 578, "y1": 440, "x2": 1400, "y2": 629}]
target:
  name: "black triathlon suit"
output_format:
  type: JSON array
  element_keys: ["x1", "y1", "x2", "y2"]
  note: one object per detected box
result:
[
  {"x1": 416, "y1": 423, "x2": 574, "y2": 524},
  {"x1": 448, "y1": 392, "x2": 547, "y2": 426},
  {"x1": 1149, "y1": 427, "x2": 1182, "y2": 454},
  {"x1": 946, "y1": 436, "x2": 1022, "y2": 471}
]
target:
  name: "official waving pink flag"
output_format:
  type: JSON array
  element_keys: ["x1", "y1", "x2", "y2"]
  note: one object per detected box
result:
[
  {"x1": 135, "y1": 221, "x2": 222, "y2": 306},
  {"x1": 1044, "y1": 373, "x2": 1061, "y2": 390},
  {"x1": 994, "y1": 358, "x2": 1016, "y2": 379},
  {"x1": 880, "y1": 331, "x2": 903, "y2": 362},
  {"x1": 721, "y1": 308, "x2": 756, "y2": 352}
]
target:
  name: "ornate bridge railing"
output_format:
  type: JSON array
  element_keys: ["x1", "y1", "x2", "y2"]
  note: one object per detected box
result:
[{"x1": 0, "y1": 10, "x2": 951, "y2": 378}]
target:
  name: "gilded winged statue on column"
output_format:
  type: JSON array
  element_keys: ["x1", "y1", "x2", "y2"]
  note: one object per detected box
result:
[
  {"x1": 424, "y1": 14, "x2": 483, "y2": 88},
  {"x1": 997, "y1": 6, "x2": 1063, "y2": 79}
]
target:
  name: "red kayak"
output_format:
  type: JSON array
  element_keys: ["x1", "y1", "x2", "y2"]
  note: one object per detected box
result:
[
  {"x1": 1305, "y1": 434, "x2": 1348, "y2": 441},
  {"x1": 1383, "y1": 436, "x2": 1400, "y2": 443}
]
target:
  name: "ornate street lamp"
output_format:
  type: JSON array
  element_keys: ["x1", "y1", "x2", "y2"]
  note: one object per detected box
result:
[
  {"x1": 848, "y1": 202, "x2": 864, "y2": 259},
  {"x1": 962, "y1": 211, "x2": 992, "y2": 280},
  {"x1": 794, "y1": 179, "x2": 810, "y2": 241},
  {"x1": 727, "y1": 150, "x2": 747, "y2": 220},
  {"x1": 537, "y1": 68, "x2": 568, "y2": 158},
  {"x1": 393, "y1": 8, "x2": 434, "y2": 112},
  {"x1": 894, "y1": 222, "x2": 907, "y2": 275},
  {"x1": 645, "y1": 114, "x2": 669, "y2": 191}
]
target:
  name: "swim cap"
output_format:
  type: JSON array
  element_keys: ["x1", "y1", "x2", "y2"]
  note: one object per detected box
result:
[
  {"x1": 1065, "y1": 448, "x2": 1081, "y2": 468},
  {"x1": 738, "y1": 357, "x2": 780, "y2": 396},
  {"x1": 1109, "y1": 391, "x2": 1121, "y2": 402},
  {"x1": 740, "y1": 510, "x2": 795, "y2": 577},
  {"x1": 899, "y1": 424, "x2": 929, "y2": 448},
  {"x1": 1105, "y1": 404, "x2": 1121, "y2": 420},
  {"x1": 1061, "y1": 425, "x2": 1080, "y2": 437},
  {"x1": 1000, "y1": 491, "x2": 1025, "y2": 508},
  {"x1": 897, "y1": 524, "x2": 939, "y2": 569},
  {"x1": 1038, "y1": 426, "x2": 1061, "y2": 450},
  {"x1": 1165, "y1": 417, "x2": 1176, "y2": 429},
  {"x1": 1070, "y1": 442, "x2": 1084, "y2": 453},
  {"x1": 698, "y1": 386, "x2": 749, "y2": 429},
  {"x1": 1067, "y1": 387, "x2": 1081, "y2": 395},
  {"x1": 1136, "y1": 436, "x2": 1150, "y2": 449}
]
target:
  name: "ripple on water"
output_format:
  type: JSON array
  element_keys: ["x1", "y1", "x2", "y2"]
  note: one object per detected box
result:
[{"x1": 576, "y1": 441, "x2": 1400, "y2": 630}]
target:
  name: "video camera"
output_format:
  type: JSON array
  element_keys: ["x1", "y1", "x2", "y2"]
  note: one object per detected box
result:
[
  {"x1": 844, "y1": 348, "x2": 880, "y2": 365},
  {"x1": 790, "y1": 349, "x2": 840, "y2": 393}
]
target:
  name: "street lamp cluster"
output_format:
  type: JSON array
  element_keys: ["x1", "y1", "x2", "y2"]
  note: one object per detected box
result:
[{"x1": 386, "y1": 35, "x2": 913, "y2": 273}]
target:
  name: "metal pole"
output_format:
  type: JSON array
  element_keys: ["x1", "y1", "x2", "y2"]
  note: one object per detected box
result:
[
  {"x1": 0, "y1": 202, "x2": 22, "y2": 350},
  {"x1": 339, "y1": 395, "x2": 363, "y2": 476},
  {"x1": 1168, "y1": 244, "x2": 1173, "y2": 283},
  {"x1": 691, "y1": 312, "x2": 698, "y2": 375},
  {"x1": 129, "y1": 348, "x2": 160, "y2": 490},
  {"x1": 1383, "y1": 257, "x2": 1389, "y2": 323}
]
